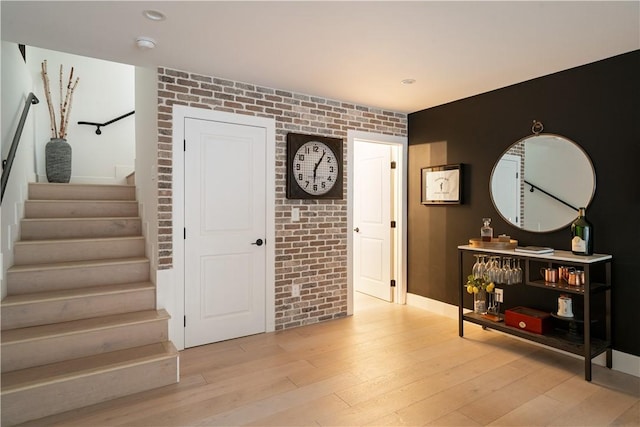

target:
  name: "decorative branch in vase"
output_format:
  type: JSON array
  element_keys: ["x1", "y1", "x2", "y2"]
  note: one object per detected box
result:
[{"x1": 41, "y1": 60, "x2": 79, "y2": 183}]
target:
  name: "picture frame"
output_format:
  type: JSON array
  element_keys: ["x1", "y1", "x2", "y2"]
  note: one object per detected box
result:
[{"x1": 421, "y1": 163, "x2": 463, "y2": 205}]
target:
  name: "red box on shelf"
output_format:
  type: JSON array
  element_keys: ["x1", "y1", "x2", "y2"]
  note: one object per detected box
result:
[{"x1": 505, "y1": 306, "x2": 551, "y2": 334}]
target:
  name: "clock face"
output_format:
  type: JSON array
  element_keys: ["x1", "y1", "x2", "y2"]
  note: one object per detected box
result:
[
  {"x1": 286, "y1": 133, "x2": 343, "y2": 199},
  {"x1": 293, "y1": 141, "x2": 339, "y2": 195}
]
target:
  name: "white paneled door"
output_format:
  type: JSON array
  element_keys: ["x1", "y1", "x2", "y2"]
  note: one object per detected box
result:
[
  {"x1": 353, "y1": 141, "x2": 393, "y2": 301},
  {"x1": 184, "y1": 118, "x2": 267, "y2": 348}
]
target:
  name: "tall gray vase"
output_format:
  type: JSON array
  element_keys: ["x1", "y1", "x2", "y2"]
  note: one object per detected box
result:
[{"x1": 45, "y1": 138, "x2": 72, "y2": 183}]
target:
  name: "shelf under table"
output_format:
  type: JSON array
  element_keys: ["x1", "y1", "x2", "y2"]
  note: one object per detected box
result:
[{"x1": 462, "y1": 312, "x2": 610, "y2": 358}]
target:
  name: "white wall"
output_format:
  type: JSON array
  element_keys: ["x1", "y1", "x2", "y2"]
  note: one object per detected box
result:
[
  {"x1": 134, "y1": 65, "x2": 179, "y2": 343},
  {"x1": 27, "y1": 47, "x2": 135, "y2": 184},
  {"x1": 134, "y1": 66, "x2": 159, "y2": 274},
  {"x1": 1, "y1": 42, "x2": 37, "y2": 298}
]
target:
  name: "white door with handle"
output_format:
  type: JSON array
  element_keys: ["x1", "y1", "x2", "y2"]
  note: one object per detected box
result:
[
  {"x1": 184, "y1": 117, "x2": 267, "y2": 347},
  {"x1": 353, "y1": 141, "x2": 393, "y2": 301}
]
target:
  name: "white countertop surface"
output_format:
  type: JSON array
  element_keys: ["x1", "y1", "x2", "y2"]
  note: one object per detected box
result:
[{"x1": 458, "y1": 245, "x2": 612, "y2": 263}]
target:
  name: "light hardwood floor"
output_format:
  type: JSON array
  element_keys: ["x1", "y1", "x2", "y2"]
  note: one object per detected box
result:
[{"x1": 21, "y1": 293, "x2": 639, "y2": 426}]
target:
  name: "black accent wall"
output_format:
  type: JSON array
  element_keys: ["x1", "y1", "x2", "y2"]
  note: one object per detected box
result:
[{"x1": 408, "y1": 50, "x2": 640, "y2": 356}]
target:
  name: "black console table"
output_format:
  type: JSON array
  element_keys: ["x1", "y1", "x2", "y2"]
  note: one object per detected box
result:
[{"x1": 458, "y1": 245, "x2": 612, "y2": 381}]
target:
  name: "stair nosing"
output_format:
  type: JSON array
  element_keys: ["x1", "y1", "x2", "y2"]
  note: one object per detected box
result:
[
  {"x1": 1, "y1": 309, "x2": 170, "y2": 344},
  {"x1": 7, "y1": 257, "x2": 149, "y2": 272},
  {"x1": 1, "y1": 282, "x2": 155, "y2": 306},
  {"x1": 1, "y1": 342, "x2": 177, "y2": 394}
]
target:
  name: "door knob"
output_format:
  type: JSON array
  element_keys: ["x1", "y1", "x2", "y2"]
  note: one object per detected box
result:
[
  {"x1": 353, "y1": 227, "x2": 360, "y2": 232},
  {"x1": 251, "y1": 238, "x2": 264, "y2": 246}
]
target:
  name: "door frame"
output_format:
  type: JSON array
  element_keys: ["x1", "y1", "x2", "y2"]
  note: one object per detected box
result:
[
  {"x1": 172, "y1": 106, "x2": 276, "y2": 350},
  {"x1": 347, "y1": 130, "x2": 408, "y2": 314}
]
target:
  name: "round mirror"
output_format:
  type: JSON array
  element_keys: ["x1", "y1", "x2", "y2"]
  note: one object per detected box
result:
[{"x1": 490, "y1": 133, "x2": 596, "y2": 233}]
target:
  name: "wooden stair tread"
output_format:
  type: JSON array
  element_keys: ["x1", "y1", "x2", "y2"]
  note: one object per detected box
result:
[
  {"x1": 26, "y1": 199, "x2": 138, "y2": 203},
  {"x1": 22, "y1": 216, "x2": 141, "y2": 222},
  {"x1": 2, "y1": 282, "x2": 155, "y2": 306},
  {"x1": 28, "y1": 183, "x2": 135, "y2": 196},
  {"x1": 28, "y1": 183, "x2": 137, "y2": 201},
  {"x1": 14, "y1": 236, "x2": 145, "y2": 246},
  {"x1": 29, "y1": 183, "x2": 135, "y2": 189},
  {"x1": 1, "y1": 341, "x2": 177, "y2": 393},
  {"x1": 8, "y1": 256, "x2": 149, "y2": 272},
  {"x1": 24, "y1": 200, "x2": 140, "y2": 219},
  {"x1": 1, "y1": 309, "x2": 170, "y2": 344}
]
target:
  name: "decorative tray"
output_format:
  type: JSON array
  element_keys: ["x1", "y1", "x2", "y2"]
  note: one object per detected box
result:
[{"x1": 469, "y1": 237, "x2": 518, "y2": 250}]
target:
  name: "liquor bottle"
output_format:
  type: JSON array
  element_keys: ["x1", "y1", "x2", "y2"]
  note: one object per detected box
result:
[
  {"x1": 571, "y1": 207, "x2": 593, "y2": 255},
  {"x1": 481, "y1": 218, "x2": 493, "y2": 242}
]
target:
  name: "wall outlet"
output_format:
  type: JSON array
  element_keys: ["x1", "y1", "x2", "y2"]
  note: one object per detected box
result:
[
  {"x1": 495, "y1": 288, "x2": 504, "y2": 303},
  {"x1": 292, "y1": 284, "x2": 300, "y2": 297},
  {"x1": 292, "y1": 207, "x2": 300, "y2": 222}
]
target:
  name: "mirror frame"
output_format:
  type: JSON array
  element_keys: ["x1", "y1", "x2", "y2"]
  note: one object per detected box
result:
[{"x1": 490, "y1": 132, "x2": 596, "y2": 233}]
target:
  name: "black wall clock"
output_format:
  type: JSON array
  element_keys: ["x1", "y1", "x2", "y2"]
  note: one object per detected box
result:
[{"x1": 287, "y1": 133, "x2": 343, "y2": 199}]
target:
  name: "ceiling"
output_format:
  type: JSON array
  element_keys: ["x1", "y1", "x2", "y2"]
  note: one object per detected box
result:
[{"x1": 2, "y1": 1, "x2": 638, "y2": 113}]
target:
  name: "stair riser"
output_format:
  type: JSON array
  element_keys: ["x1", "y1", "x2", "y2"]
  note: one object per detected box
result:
[
  {"x1": 13, "y1": 238, "x2": 145, "y2": 265},
  {"x1": 7, "y1": 261, "x2": 150, "y2": 294},
  {"x1": 0, "y1": 355, "x2": 177, "y2": 426},
  {"x1": 29, "y1": 183, "x2": 136, "y2": 201},
  {"x1": 25, "y1": 200, "x2": 139, "y2": 218},
  {"x1": 21, "y1": 218, "x2": 142, "y2": 240},
  {"x1": 1, "y1": 288, "x2": 155, "y2": 330},
  {"x1": 2, "y1": 319, "x2": 168, "y2": 372}
]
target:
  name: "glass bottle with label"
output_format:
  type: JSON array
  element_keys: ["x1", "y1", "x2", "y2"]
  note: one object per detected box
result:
[
  {"x1": 571, "y1": 207, "x2": 593, "y2": 255},
  {"x1": 481, "y1": 217, "x2": 493, "y2": 242}
]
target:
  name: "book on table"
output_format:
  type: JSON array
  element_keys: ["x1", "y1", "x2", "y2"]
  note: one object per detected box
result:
[{"x1": 514, "y1": 246, "x2": 554, "y2": 254}]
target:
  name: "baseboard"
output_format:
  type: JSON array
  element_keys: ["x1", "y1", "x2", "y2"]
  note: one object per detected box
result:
[
  {"x1": 406, "y1": 293, "x2": 640, "y2": 378},
  {"x1": 406, "y1": 292, "x2": 460, "y2": 319},
  {"x1": 598, "y1": 351, "x2": 640, "y2": 378}
]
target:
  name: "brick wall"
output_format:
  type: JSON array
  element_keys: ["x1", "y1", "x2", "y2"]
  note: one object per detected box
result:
[{"x1": 157, "y1": 67, "x2": 407, "y2": 329}]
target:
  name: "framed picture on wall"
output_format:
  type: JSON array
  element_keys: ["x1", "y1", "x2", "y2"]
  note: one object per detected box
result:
[{"x1": 421, "y1": 164, "x2": 463, "y2": 205}]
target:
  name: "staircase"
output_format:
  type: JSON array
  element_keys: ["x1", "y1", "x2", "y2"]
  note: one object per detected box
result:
[{"x1": 1, "y1": 183, "x2": 179, "y2": 426}]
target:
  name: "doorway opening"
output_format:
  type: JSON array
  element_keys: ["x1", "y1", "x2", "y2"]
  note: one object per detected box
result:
[{"x1": 346, "y1": 131, "x2": 407, "y2": 315}]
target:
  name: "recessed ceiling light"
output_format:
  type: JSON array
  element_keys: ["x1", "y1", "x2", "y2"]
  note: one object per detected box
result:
[
  {"x1": 401, "y1": 79, "x2": 416, "y2": 85},
  {"x1": 136, "y1": 37, "x2": 157, "y2": 50},
  {"x1": 143, "y1": 9, "x2": 166, "y2": 21}
]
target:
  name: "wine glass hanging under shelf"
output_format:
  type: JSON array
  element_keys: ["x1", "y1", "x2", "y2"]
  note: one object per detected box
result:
[{"x1": 471, "y1": 254, "x2": 523, "y2": 285}]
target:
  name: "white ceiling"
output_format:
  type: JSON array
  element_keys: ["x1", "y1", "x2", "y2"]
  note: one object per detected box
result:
[{"x1": 2, "y1": 1, "x2": 638, "y2": 113}]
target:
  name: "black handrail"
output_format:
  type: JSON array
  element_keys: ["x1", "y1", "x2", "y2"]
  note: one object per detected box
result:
[
  {"x1": 524, "y1": 179, "x2": 578, "y2": 211},
  {"x1": 78, "y1": 110, "x2": 134, "y2": 135},
  {"x1": 1, "y1": 93, "x2": 39, "y2": 203}
]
